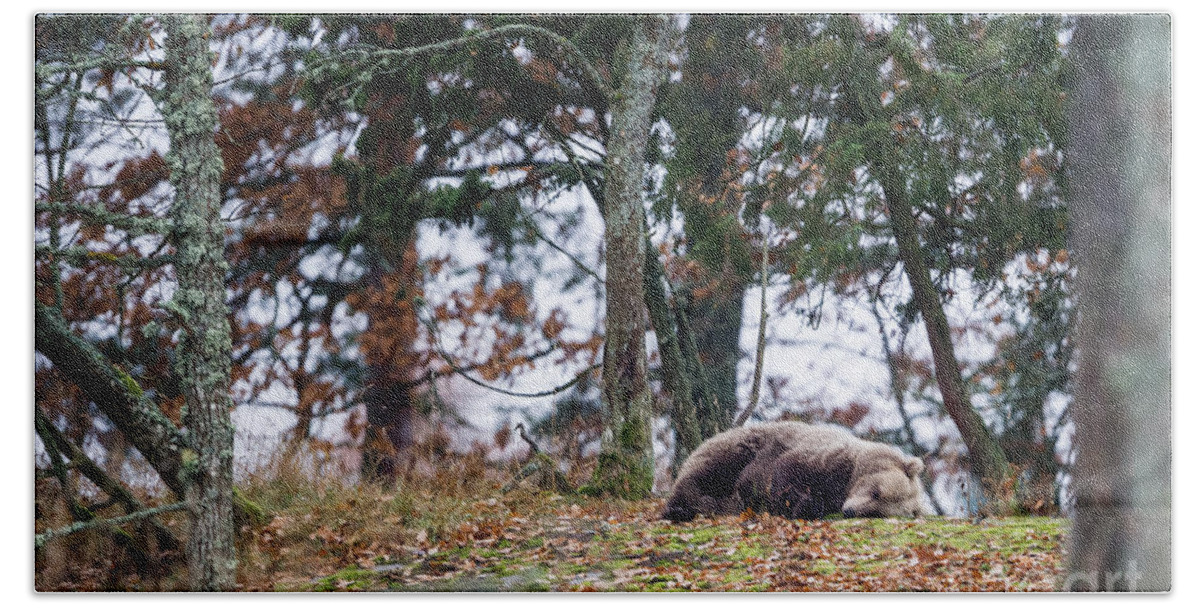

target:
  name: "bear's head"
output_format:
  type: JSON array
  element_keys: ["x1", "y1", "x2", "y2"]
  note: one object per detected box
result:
[{"x1": 841, "y1": 447, "x2": 927, "y2": 518}]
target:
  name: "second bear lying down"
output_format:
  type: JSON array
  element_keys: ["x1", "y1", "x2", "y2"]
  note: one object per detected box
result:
[{"x1": 661, "y1": 421, "x2": 928, "y2": 522}]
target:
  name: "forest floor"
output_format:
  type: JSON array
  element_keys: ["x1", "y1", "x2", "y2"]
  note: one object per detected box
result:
[{"x1": 234, "y1": 474, "x2": 1067, "y2": 592}]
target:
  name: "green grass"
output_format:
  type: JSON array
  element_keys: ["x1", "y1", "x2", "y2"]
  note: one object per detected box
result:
[
  {"x1": 235, "y1": 463, "x2": 1067, "y2": 593},
  {"x1": 290, "y1": 511, "x2": 1067, "y2": 591}
]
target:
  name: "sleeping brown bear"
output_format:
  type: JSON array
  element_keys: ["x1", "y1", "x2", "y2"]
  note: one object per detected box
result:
[{"x1": 661, "y1": 421, "x2": 928, "y2": 522}]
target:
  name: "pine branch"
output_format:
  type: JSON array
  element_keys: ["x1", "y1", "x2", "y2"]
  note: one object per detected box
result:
[
  {"x1": 35, "y1": 55, "x2": 164, "y2": 82},
  {"x1": 36, "y1": 245, "x2": 174, "y2": 271}
]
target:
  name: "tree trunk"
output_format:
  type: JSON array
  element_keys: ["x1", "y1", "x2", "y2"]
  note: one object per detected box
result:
[
  {"x1": 735, "y1": 227, "x2": 771, "y2": 427},
  {"x1": 162, "y1": 14, "x2": 236, "y2": 591},
  {"x1": 591, "y1": 15, "x2": 672, "y2": 498},
  {"x1": 357, "y1": 241, "x2": 423, "y2": 486},
  {"x1": 643, "y1": 235, "x2": 701, "y2": 467},
  {"x1": 592, "y1": 187, "x2": 713, "y2": 468},
  {"x1": 361, "y1": 359, "x2": 417, "y2": 485},
  {"x1": 668, "y1": 14, "x2": 755, "y2": 438},
  {"x1": 874, "y1": 157, "x2": 1011, "y2": 497},
  {"x1": 686, "y1": 277, "x2": 745, "y2": 434},
  {"x1": 672, "y1": 290, "x2": 720, "y2": 435},
  {"x1": 1065, "y1": 14, "x2": 1170, "y2": 592}
]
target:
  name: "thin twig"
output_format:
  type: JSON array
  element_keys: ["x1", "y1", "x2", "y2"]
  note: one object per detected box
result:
[
  {"x1": 417, "y1": 301, "x2": 600, "y2": 399},
  {"x1": 735, "y1": 220, "x2": 772, "y2": 428}
]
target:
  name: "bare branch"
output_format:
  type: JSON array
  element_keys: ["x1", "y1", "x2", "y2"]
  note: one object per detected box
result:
[
  {"x1": 343, "y1": 23, "x2": 613, "y2": 99},
  {"x1": 35, "y1": 502, "x2": 187, "y2": 550},
  {"x1": 36, "y1": 201, "x2": 171, "y2": 236}
]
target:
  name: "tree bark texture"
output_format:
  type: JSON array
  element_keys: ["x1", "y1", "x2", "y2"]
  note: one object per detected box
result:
[
  {"x1": 1065, "y1": 14, "x2": 1170, "y2": 592},
  {"x1": 643, "y1": 234, "x2": 701, "y2": 467},
  {"x1": 592, "y1": 14, "x2": 672, "y2": 499},
  {"x1": 162, "y1": 13, "x2": 237, "y2": 591},
  {"x1": 875, "y1": 157, "x2": 1012, "y2": 494},
  {"x1": 685, "y1": 280, "x2": 744, "y2": 434}
]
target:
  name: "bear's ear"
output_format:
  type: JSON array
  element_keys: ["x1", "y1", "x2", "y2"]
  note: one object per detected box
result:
[{"x1": 904, "y1": 457, "x2": 924, "y2": 478}]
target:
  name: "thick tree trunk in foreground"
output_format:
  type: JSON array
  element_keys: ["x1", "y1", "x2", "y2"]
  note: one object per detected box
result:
[
  {"x1": 162, "y1": 14, "x2": 237, "y2": 591},
  {"x1": 1065, "y1": 14, "x2": 1171, "y2": 592},
  {"x1": 876, "y1": 159, "x2": 1011, "y2": 497},
  {"x1": 591, "y1": 15, "x2": 672, "y2": 498}
]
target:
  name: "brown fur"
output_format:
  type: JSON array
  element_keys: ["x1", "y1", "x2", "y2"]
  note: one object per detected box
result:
[{"x1": 661, "y1": 421, "x2": 927, "y2": 522}]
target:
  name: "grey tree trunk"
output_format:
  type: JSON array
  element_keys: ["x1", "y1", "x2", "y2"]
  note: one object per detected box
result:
[
  {"x1": 162, "y1": 14, "x2": 237, "y2": 591},
  {"x1": 1065, "y1": 14, "x2": 1171, "y2": 592},
  {"x1": 591, "y1": 15, "x2": 672, "y2": 499}
]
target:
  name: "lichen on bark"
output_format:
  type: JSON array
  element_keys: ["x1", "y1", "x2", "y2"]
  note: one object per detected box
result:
[
  {"x1": 161, "y1": 13, "x2": 236, "y2": 591},
  {"x1": 590, "y1": 15, "x2": 673, "y2": 499}
]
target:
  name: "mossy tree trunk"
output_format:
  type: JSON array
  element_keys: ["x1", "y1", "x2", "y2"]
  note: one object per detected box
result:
[
  {"x1": 664, "y1": 15, "x2": 760, "y2": 438},
  {"x1": 686, "y1": 280, "x2": 744, "y2": 435},
  {"x1": 581, "y1": 176, "x2": 711, "y2": 469},
  {"x1": 35, "y1": 302, "x2": 188, "y2": 495},
  {"x1": 1065, "y1": 14, "x2": 1170, "y2": 592},
  {"x1": 591, "y1": 14, "x2": 672, "y2": 499},
  {"x1": 162, "y1": 14, "x2": 236, "y2": 591}
]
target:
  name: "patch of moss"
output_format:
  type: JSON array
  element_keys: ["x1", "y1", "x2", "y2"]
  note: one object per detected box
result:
[
  {"x1": 561, "y1": 562, "x2": 593, "y2": 574},
  {"x1": 685, "y1": 526, "x2": 724, "y2": 545},
  {"x1": 729, "y1": 541, "x2": 769, "y2": 561},
  {"x1": 395, "y1": 566, "x2": 551, "y2": 592},
  {"x1": 483, "y1": 562, "x2": 518, "y2": 576},
  {"x1": 722, "y1": 569, "x2": 755, "y2": 585},
  {"x1": 832, "y1": 516, "x2": 1066, "y2": 557},
  {"x1": 113, "y1": 366, "x2": 144, "y2": 398},
  {"x1": 807, "y1": 559, "x2": 839, "y2": 575},
  {"x1": 311, "y1": 566, "x2": 377, "y2": 591}
]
